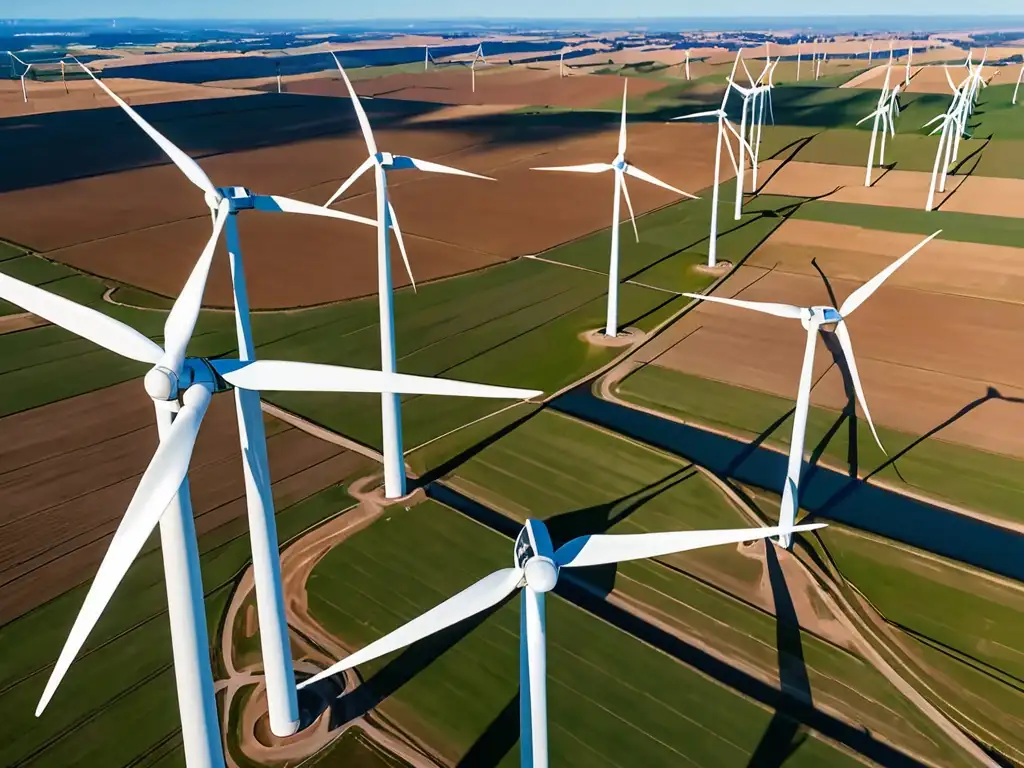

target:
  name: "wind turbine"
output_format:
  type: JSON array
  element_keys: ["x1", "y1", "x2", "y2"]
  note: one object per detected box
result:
[
  {"x1": 725, "y1": 77, "x2": 763, "y2": 219},
  {"x1": 905, "y1": 45, "x2": 913, "y2": 86},
  {"x1": 856, "y1": 64, "x2": 894, "y2": 187},
  {"x1": 924, "y1": 66, "x2": 972, "y2": 209},
  {"x1": 684, "y1": 231, "x2": 940, "y2": 547},
  {"x1": 4, "y1": 235, "x2": 537, "y2": 768},
  {"x1": 532, "y1": 81, "x2": 697, "y2": 337},
  {"x1": 275, "y1": 61, "x2": 282, "y2": 94},
  {"x1": 297, "y1": 517, "x2": 825, "y2": 767},
  {"x1": 7, "y1": 51, "x2": 32, "y2": 103},
  {"x1": 673, "y1": 71, "x2": 748, "y2": 268},
  {"x1": 797, "y1": 41, "x2": 802, "y2": 81},
  {"x1": 324, "y1": 56, "x2": 500, "y2": 500},
  {"x1": 60, "y1": 58, "x2": 68, "y2": 94},
  {"x1": 73, "y1": 58, "x2": 540, "y2": 748},
  {"x1": 469, "y1": 42, "x2": 487, "y2": 92},
  {"x1": 684, "y1": 49, "x2": 691, "y2": 80},
  {"x1": 1014, "y1": 54, "x2": 1024, "y2": 105}
]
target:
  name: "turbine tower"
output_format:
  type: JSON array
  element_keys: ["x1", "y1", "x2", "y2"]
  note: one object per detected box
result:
[
  {"x1": 298, "y1": 518, "x2": 825, "y2": 767},
  {"x1": 684, "y1": 232, "x2": 939, "y2": 547},
  {"x1": 673, "y1": 65, "x2": 749, "y2": 268},
  {"x1": 4, "y1": 234, "x2": 538, "y2": 768},
  {"x1": 532, "y1": 80, "x2": 697, "y2": 337},
  {"x1": 72, "y1": 58, "x2": 540, "y2": 756},
  {"x1": 324, "y1": 56, "x2": 499, "y2": 500},
  {"x1": 6, "y1": 51, "x2": 32, "y2": 103},
  {"x1": 857, "y1": 64, "x2": 896, "y2": 187}
]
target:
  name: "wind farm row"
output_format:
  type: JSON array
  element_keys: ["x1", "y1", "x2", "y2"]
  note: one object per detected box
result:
[{"x1": 1, "y1": 22, "x2": 1024, "y2": 768}]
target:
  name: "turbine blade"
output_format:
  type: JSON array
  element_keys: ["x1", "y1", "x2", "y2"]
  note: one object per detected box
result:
[
  {"x1": 833, "y1": 320, "x2": 886, "y2": 454},
  {"x1": 671, "y1": 109, "x2": 722, "y2": 120},
  {"x1": 36, "y1": 386, "x2": 212, "y2": 715},
  {"x1": 160, "y1": 200, "x2": 230, "y2": 373},
  {"x1": 530, "y1": 163, "x2": 611, "y2": 173},
  {"x1": 73, "y1": 59, "x2": 216, "y2": 197},
  {"x1": 682, "y1": 292, "x2": 804, "y2": 319},
  {"x1": 389, "y1": 155, "x2": 494, "y2": 181},
  {"x1": 324, "y1": 155, "x2": 375, "y2": 209},
  {"x1": 253, "y1": 195, "x2": 376, "y2": 227},
  {"x1": 0, "y1": 271, "x2": 162, "y2": 364},
  {"x1": 618, "y1": 79, "x2": 628, "y2": 155},
  {"x1": 619, "y1": 172, "x2": 639, "y2": 243},
  {"x1": 387, "y1": 201, "x2": 416, "y2": 292},
  {"x1": 555, "y1": 523, "x2": 827, "y2": 568},
  {"x1": 624, "y1": 163, "x2": 699, "y2": 199},
  {"x1": 330, "y1": 53, "x2": 377, "y2": 156},
  {"x1": 210, "y1": 359, "x2": 543, "y2": 400},
  {"x1": 856, "y1": 109, "x2": 884, "y2": 126},
  {"x1": 839, "y1": 231, "x2": 941, "y2": 316},
  {"x1": 297, "y1": 568, "x2": 522, "y2": 690}
]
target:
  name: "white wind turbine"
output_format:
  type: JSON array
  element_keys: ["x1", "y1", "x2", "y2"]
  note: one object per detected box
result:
[
  {"x1": 673, "y1": 68, "x2": 750, "y2": 268},
  {"x1": 725, "y1": 77, "x2": 764, "y2": 220},
  {"x1": 8, "y1": 235, "x2": 538, "y2": 768},
  {"x1": 323, "y1": 56, "x2": 499, "y2": 500},
  {"x1": 905, "y1": 44, "x2": 913, "y2": 86},
  {"x1": 856, "y1": 64, "x2": 895, "y2": 187},
  {"x1": 924, "y1": 67, "x2": 972, "y2": 210},
  {"x1": 72, "y1": 58, "x2": 539, "y2": 754},
  {"x1": 797, "y1": 41, "x2": 802, "y2": 81},
  {"x1": 532, "y1": 81, "x2": 697, "y2": 337},
  {"x1": 7, "y1": 51, "x2": 33, "y2": 103},
  {"x1": 297, "y1": 517, "x2": 825, "y2": 767},
  {"x1": 684, "y1": 231, "x2": 939, "y2": 547},
  {"x1": 470, "y1": 43, "x2": 487, "y2": 93},
  {"x1": 684, "y1": 49, "x2": 691, "y2": 80},
  {"x1": 1014, "y1": 54, "x2": 1024, "y2": 105}
]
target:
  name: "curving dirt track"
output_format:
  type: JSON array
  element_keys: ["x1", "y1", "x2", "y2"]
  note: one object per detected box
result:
[{"x1": 0, "y1": 380, "x2": 366, "y2": 624}]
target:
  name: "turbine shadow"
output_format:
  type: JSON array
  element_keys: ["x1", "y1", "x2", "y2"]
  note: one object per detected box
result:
[{"x1": 746, "y1": 542, "x2": 813, "y2": 767}]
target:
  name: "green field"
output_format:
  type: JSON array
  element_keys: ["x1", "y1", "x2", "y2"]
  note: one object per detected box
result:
[
  {"x1": 794, "y1": 198, "x2": 1024, "y2": 245},
  {"x1": 307, "y1": 498, "x2": 873, "y2": 767},
  {"x1": 423, "y1": 409, "x2": 976, "y2": 764},
  {"x1": 616, "y1": 365, "x2": 1024, "y2": 527},
  {"x1": 815, "y1": 527, "x2": 1024, "y2": 762},
  {"x1": 0, "y1": 480, "x2": 366, "y2": 767}
]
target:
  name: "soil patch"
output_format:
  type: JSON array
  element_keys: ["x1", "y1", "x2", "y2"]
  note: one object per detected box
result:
[
  {"x1": 751, "y1": 219, "x2": 1024, "y2": 305},
  {"x1": 0, "y1": 121, "x2": 718, "y2": 308},
  {"x1": 827, "y1": 169, "x2": 965, "y2": 210},
  {"x1": 651, "y1": 262, "x2": 1024, "y2": 458},
  {"x1": 942, "y1": 175, "x2": 1024, "y2": 219},
  {"x1": 0, "y1": 380, "x2": 363, "y2": 623},
  {"x1": 0, "y1": 78, "x2": 255, "y2": 118},
  {"x1": 760, "y1": 161, "x2": 879, "y2": 198}
]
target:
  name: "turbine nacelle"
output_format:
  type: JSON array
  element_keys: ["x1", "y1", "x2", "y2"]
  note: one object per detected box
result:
[
  {"x1": 143, "y1": 358, "x2": 228, "y2": 403},
  {"x1": 803, "y1": 305, "x2": 843, "y2": 330}
]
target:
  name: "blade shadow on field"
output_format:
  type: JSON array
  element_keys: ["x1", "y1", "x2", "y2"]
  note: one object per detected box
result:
[
  {"x1": 544, "y1": 465, "x2": 700, "y2": 599},
  {"x1": 456, "y1": 694, "x2": 521, "y2": 768}
]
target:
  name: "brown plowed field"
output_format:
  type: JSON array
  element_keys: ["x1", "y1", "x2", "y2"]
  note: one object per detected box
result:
[
  {"x1": 0, "y1": 78, "x2": 255, "y2": 118},
  {"x1": 651, "y1": 227, "x2": 1024, "y2": 458},
  {"x1": 317, "y1": 68, "x2": 668, "y2": 108},
  {"x1": 751, "y1": 220, "x2": 1024, "y2": 305},
  {"x1": 942, "y1": 175, "x2": 1024, "y2": 218},
  {"x1": 0, "y1": 120, "x2": 718, "y2": 308},
  {"x1": 827, "y1": 169, "x2": 964, "y2": 210},
  {"x1": 0, "y1": 380, "x2": 368, "y2": 623},
  {"x1": 760, "y1": 161, "x2": 879, "y2": 197},
  {"x1": 904, "y1": 65, "x2": 998, "y2": 94}
]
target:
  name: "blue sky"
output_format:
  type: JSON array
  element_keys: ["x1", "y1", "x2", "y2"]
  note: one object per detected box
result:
[{"x1": 10, "y1": 1, "x2": 1024, "y2": 19}]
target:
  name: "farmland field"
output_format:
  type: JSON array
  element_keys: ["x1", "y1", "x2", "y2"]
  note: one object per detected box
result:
[{"x1": 305, "y1": 498, "x2": 878, "y2": 767}]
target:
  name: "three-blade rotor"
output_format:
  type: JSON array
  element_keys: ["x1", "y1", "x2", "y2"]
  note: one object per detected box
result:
[
  {"x1": 683, "y1": 230, "x2": 941, "y2": 454},
  {"x1": 324, "y1": 55, "x2": 493, "y2": 290}
]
